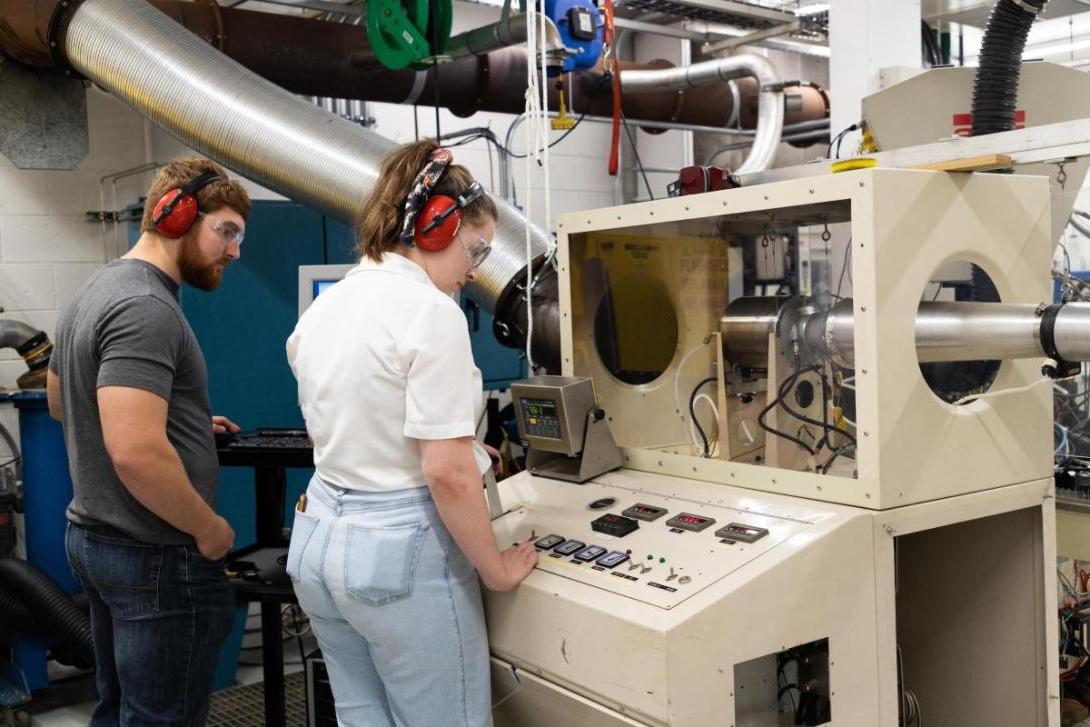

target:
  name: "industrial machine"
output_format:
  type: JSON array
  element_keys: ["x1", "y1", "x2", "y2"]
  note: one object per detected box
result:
[{"x1": 484, "y1": 168, "x2": 1075, "y2": 726}]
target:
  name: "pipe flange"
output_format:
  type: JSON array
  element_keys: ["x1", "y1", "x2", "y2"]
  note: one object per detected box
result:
[{"x1": 48, "y1": 0, "x2": 86, "y2": 74}]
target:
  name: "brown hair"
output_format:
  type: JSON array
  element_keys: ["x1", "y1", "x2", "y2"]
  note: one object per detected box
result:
[
  {"x1": 357, "y1": 139, "x2": 498, "y2": 262},
  {"x1": 141, "y1": 157, "x2": 252, "y2": 232}
]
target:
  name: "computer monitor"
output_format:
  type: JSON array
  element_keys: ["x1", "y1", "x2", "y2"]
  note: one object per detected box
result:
[{"x1": 298, "y1": 264, "x2": 353, "y2": 318}]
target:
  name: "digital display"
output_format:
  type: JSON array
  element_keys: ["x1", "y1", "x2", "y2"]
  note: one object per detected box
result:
[
  {"x1": 520, "y1": 397, "x2": 562, "y2": 440},
  {"x1": 666, "y1": 512, "x2": 717, "y2": 532},
  {"x1": 623, "y1": 503, "x2": 667, "y2": 522},
  {"x1": 715, "y1": 522, "x2": 768, "y2": 543}
]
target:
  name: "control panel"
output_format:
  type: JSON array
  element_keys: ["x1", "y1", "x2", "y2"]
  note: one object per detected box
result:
[
  {"x1": 491, "y1": 472, "x2": 813, "y2": 609},
  {"x1": 519, "y1": 397, "x2": 562, "y2": 440}
]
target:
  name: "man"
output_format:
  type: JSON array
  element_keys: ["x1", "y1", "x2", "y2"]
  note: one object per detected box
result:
[{"x1": 47, "y1": 158, "x2": 250, "y2": 726}]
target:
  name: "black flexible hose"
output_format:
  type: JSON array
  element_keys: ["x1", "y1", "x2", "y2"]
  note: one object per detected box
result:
[
  {"x1": 970, "y1": 0, "x2": 1048, "y2": 137},
  {"x1": 0, "y1": 580, "x2": 40, "y2": 644},
  {"x1": 0, "y1": 558, "x2": 94, "y2": 669}
]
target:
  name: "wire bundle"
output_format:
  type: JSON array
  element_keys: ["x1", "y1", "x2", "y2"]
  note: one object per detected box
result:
[{"x1": 757, "y1": 361, "x2": 856, "y2": 474}]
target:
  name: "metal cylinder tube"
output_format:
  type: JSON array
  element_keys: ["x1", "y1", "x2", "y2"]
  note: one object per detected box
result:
[
  {"x1": 722, "y1": 297, "x2": 1090, "y2": 368},
  {"x1": 720, "y1": 296, "x2": 792, "y2": 369},
  {"x1": 914, "y1": 301, "x2": 1043, "y2": 363},
  {"x1": 620, "y1": 54, "x2": 785, "y2": 174}
]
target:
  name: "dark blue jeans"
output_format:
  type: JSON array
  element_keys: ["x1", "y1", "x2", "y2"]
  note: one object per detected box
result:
[{"x1": 65, "y1": 523, "x2": 235, "y2": 727}]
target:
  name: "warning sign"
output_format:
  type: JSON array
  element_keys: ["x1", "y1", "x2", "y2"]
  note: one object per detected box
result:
[{"x1": 953, "y1": 110, "x2": 1026, "y2": 137}]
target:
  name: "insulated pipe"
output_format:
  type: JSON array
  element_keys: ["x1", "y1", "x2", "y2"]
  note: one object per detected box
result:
[
  {"x1": 720, "y1": 297, "x2": 1090, "y2": 369},
  {"x1": 56, "y1": 0, "x2": 550, "y2": 324},
  {"x1": 0, "y1": 2, "x2": 829, "y2": 130},
  {"x1": 620, "y1": 54, "x2": 786, "y2": 174}
]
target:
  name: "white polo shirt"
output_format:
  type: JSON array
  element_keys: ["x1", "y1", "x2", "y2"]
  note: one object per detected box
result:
[{"x1": 286, "y1": 253, "x2": 489, "y2": 492}]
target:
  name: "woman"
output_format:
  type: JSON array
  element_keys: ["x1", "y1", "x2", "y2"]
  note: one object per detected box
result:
[{"x1": 285, "y1": 139, "x2": 538, "y2": 727}]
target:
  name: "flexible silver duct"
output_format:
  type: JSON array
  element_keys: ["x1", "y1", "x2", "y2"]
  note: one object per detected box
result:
[
  {"x1": 63, "y1": 0, "x2": 550, "y2": 312},
  {"x1": 619, "y1": 54, "x2": 786, "y2": 174}
]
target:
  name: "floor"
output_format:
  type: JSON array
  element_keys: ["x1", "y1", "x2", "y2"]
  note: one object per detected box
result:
[
  {"x1": 27, "y1": 664, "x2": 307, "y2": 727},
  {"x1": 25, "y1": 609, "x2": 316, "y2": 727}
]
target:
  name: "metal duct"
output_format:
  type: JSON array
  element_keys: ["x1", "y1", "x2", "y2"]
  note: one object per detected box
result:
[
  {"x1": 1, "y1": 0, "x2": 829, "y2": 133},
  {"x1": 620, "y1": 54, "x2": 786, "y2": 174},
  {"x1": 721, "y1": 296, "x2": 1090, "y2": 369},
  {"x1": 59, "y1": 0, "x2": 549, "y2": 316}
]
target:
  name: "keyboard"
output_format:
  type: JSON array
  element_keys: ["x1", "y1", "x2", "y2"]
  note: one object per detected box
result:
[{"x1": 225, "y1": 428, "x2": 312, "y2": 451}]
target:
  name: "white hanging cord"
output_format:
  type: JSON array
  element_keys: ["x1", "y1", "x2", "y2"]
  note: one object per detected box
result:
[
  {"x1": 673, "y1": 340, "x2": 712, "y2": 452},
  {"x1": 523, "y1": 9, "x2": 541, "y2": 369},
  {"x1": 952, "y1": 375, "x2": 1051, "y2": 406},
  {"x1": 520, "y1": 9, "x2": 555, "y2": 371}
]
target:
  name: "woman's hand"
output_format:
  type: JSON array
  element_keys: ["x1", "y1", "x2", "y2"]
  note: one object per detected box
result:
[{"x1": 480, "y1": 541, "x2": 538, "y2": 591}]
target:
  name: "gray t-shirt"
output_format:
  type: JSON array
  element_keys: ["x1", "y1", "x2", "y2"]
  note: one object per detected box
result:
[{"x1": 50, "y1": 259, "x2": 218, "y2": 545}]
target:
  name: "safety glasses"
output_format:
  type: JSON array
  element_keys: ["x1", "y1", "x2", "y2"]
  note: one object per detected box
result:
[
  {"x1": 461, "y1": 234, "x2": 492, "y2": 269},
  {"x1": 199, "y1": 212, "x2": 245, "y2": 247}
]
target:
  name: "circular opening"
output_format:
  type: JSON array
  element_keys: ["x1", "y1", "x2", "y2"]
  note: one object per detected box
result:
[
  {"x1": 917, "y1": 261, "x2": 1002, "y2": 404},
  {"x1": 593, "y1": 272, "x2": 679, "y2": 385}
]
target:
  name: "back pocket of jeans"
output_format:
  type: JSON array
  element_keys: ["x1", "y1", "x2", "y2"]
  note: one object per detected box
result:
[{"x1": 343, "y1": 523, "x2": 428, "y2": 606}]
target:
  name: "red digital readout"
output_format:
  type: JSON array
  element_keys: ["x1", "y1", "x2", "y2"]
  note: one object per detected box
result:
[
  {"x1": 678, "y1": 515, "x2": 706, "y2": 525},
  {"x1": 730, "y1": 526, "x2": 757, "y2": 535}
]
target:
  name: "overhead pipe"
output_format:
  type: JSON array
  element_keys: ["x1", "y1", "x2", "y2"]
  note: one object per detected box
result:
[
  {"x1": 618, "y1": 54, "x2": 786, "y2": 173},
  {"x1": 46, "y1": 0, "x2": 552, "y2": 360},
  {"x1": 0, "y1": 1, "x2": 828, "y2": 132},
  {"x1": 445, "y1": 11, "x2": 567, "y2": 64}
]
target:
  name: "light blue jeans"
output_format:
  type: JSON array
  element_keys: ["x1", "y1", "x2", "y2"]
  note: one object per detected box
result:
[{"x1": 286, "y1": 475, "x2": 491, "y2": 727}]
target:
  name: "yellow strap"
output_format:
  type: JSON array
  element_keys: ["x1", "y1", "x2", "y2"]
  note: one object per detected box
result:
[{"x1": 831, "y1": 157, "x2": 877, "y2": 173}]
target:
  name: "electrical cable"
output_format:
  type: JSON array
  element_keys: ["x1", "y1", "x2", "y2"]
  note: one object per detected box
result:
[
  {"x1": 827, "y1": 123, "x2": 858, "y2": 160},
  {"x1": 673, "y1": 339, "x2": 714, "y2": 452},
  {"x1": 835, "y1": 238, "x2": 853, "y2": 298},
  {"x1": 620, "y1": 114, "x2": 655, "y2": 201},
  {"x1": 688, "y1": 377, "x2": 717, "y2": 457},
  {"x1": 757, "y1": 365, "x2": 819, "y2": 457},
  {"x1": 778, "y1": 367, "x2": 857, "y2": 454},
  {"x1": 952, "y1": 376, "x2": 1051, "y2": 406}
]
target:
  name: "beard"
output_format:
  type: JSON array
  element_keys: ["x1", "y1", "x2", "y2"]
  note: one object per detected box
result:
[{"x1": 178, "y1": 233, "x2": 225, "y2": 291}]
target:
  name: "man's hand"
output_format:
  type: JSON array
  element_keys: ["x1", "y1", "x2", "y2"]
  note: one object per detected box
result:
[
  {"x1": 479, "y1": 541, "x2": 538, "y2": 592},
  {"x1": 195, "y1": 515, "x2": 235, "y2": 561},
  {"x1": 212, "y1": 416, "x2": 240, "y2": 434}
]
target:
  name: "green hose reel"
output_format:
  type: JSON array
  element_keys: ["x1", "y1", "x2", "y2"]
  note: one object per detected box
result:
[{"x1": 368, "y1": 0, "x2": 453, "y2": 71}]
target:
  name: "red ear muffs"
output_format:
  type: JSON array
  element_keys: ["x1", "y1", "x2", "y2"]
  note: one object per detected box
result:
[
  {"x1": 151, "y1": 171, "x2": 223, "y2": 238},
  {"x1": 152, "y1": 189, "x2": 199, "y2": 238},
  {"x1": 414, "y1": 195, "x2": 462, "y2": 251}
]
